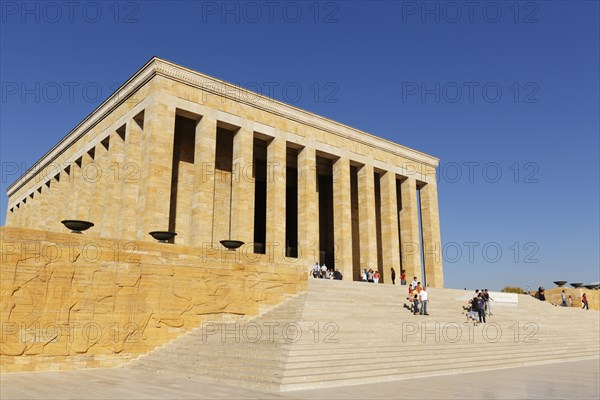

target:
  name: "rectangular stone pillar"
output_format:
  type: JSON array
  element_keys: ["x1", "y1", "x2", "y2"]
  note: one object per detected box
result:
[
  {"x1": 45, "y1": 172, "x2": 63, "y2": 232},
  {"x1": 65, "y1": 158, "x2": 82, "y2": 221},
  {"x1": 102, "y1": 131, "x2": 126, "y2": 239},
  {"x1": 89, "y1": 142, "x2": 108, "y2": 234},
  {"x1": 420, "y1": 182, "x2": 444, "y2": 288},
  {"x1": 333, "y1": 157, "x2": 353, "y2": 279},
  {"x1": 380, "y1": 170, "x2": 401, "y2": 284},
  {"x1": 76, "y1": 152, "x2": 95, "y2": 222},
  {"x1": 358, "y1": 164, "x2": 378, "y2": 273},
  {"x1": 400, "y1": 177, "x2": 422, "y2": 283},
  {"x1": 298, "y1": 146, "x2": 319, "y2": 267},
  {"x1": 22, "y1": 197, "x2": 32, "y2": 229},
  {"x1": 119, "y1": 122, "x2": 142, "y2": 241},
  {"x1": 172, "y1": 134, "x2": 195, "y2": 247},
  {"x1": 15, "y1": 202, "x2": 24, "y2": 227},
  {"x1": 230, "y1": 126, "x2": 255, "y2": 247},
  {"x1": 265, "y1": 137, "x2": 286, "y2": 260},
  {"x1": 37, "y1": 185, "x2": 49, "y2": 231},
  {"x1": 135, "y1": 101, "x2": 176, "y2": 240},
  {"x1": 191, "y1": 115, "x2": 217, "y2": 248},
  {"x1": 43, "y1": 179, "x2": 54, "y2": 231},
  {"x1": 55, "y1": 168, "x2": 72, "y2": 231}
]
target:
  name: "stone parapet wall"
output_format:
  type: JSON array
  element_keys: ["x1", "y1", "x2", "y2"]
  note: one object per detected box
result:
[{"x1": 0, "y1": 227, "x2": 307, "y2": 373}]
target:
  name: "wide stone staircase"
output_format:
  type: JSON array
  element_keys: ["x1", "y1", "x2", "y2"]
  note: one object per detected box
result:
[{"x1": 127, "y1": 279, "x2": 600, "y2": 391}]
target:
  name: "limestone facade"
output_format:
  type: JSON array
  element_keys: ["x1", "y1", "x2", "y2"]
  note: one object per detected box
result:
[{"x1": 5, "y1": 57, "x2": 443, "y2": 287}]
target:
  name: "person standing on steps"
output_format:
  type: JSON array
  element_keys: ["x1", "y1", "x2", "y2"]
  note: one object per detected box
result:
[
  {"x1": 485, "y1": 289, "x2": 494, "y2": 316},
  {"x1": 568, "y1": 295, "x2": 573, "y2": 307},
  {"x1": 401, "y1": 271, "x2": 406, "y2": 285},
  {"x1": 320, "y1": 263, "x2": 327, "y2": 279},
  {"x1": 391, "y1": 268, "x2": 396, "y2": 285},
  {"x1": 410, "y1": 277, "x2": 418, "y2": 291},
  {"x1": 582, "y1": 293, "x2": 589, "y2": 310},
  {"x1": 311, "y1": 262, "x2": 319, "y2": 278},
  {"x1": 477, "y1": 293, "x2": 486, "y2": 324},
  {"x1": 538, "y1": 286, "x2": 546, "y2": 301},
  {"x1": 420, "y1": 287, "x2": 429, "y2": 315},
  {"x1": 413, "y1": 293, "x2": 420, "y2": 315},
  {"x1": 561, "y1": 290, "x2": 568, "y2": 306}
]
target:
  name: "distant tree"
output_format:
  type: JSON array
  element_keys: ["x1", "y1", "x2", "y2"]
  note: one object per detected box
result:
[{"x1": 501, "y1": 286, "x2": 525, "y2": 294}]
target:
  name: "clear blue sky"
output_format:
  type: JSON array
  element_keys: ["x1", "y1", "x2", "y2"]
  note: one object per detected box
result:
[{"x1": 1, "y1": 1, "x2": 598, "y2": 291}]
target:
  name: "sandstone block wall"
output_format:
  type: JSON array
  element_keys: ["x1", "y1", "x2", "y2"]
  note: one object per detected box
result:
[{"x1": 0, "y1": 227, "x2": 307, "y2": 373}]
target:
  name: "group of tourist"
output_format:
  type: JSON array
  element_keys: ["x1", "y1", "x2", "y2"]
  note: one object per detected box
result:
[
  {"x1": 361, "y1": 269, "x2": 381, "y2": 283},
  {"x1": 465, "y1": 289, "x2": 493, "y2": 325},
  {"x1": 312, "y1": 264, "x2": 411, "y2": 285},
  {"x1": 311, "y1": 263, "x2": 343, "y2": 280},
  {"x1": 406, "y1": 277, "x2": 429, "y2": 315},
  {"x1": 560, "y1": 290, "x2": 590, "y2": 310},
  {"x1": 538, "y1": 287, "x2": 590, "y2": 310}
]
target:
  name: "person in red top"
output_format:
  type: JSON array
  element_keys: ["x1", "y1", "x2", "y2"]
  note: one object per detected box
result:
[
  {"x1": 582, "y1": 293, "x2": 589, "y2": 310},
  {"x1": 400, "y1": 271, "x2": 406, "y2": 285}
]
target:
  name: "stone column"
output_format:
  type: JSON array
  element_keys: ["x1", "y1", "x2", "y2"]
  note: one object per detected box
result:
[
  {"x1": 45, "y1": 172, "x2": 63, "y2": 231},
  {"x1": 66, "y1": 157, "x2": 83, "y2": 220},
  {"x1": 230, "y1": 126, "x2": 255, "y2": 248},
  {"x1": 27, "y1": 193, "x2": 38, "y2": 230},
  {"x1": 100, "y1": 130, "x2": 125, "y2": 239},
  {"x1": 191, "y1": 115, "x2": 217, "y2": 248},
  {"x1": 119, "y1": 122, "x2": 142, "y2": 241},
  {"x1": 380, "y1": 170, "x2": 401, "y2": 284},
  {"x1": 420, "y1": 182, "x2": 444, "y2": 288},
  {"x1": 358, "y1": 164, "x2": 378, "y2": 273},
  {"x1": 298, "y1": 146, "x2": 319, "y2": 267},
  {"x1": 333, "y1": 157, "x2": 353, "y2": 279},
  {"x1": 15, "y1": 202, "x2": 24, "y2": 227},
  {"x1": 135, "y1": 101, "x2": 176, "y2": 240},
  {"x1": 400, "y1": 177, "x2": 422, "y2": 283},
  {"x1": 43, "y1": 180, "x2": 54, "y2": 231},
  {"x1": 89, "y1": 141, "x2": 109, "y2": 233},
  {"x1": 22, "y1": 196, "x2": 32, "y2": 228},
  {"x1": 55, "y1": 168, "x2": 72, "y2": 231},
  {"x1": 265, "y1": 136, "x2": 287, "y2": 261},
  {"x1": 172, "y1": 142, "x2": 194, "y2": 247},
  {"x1": 78, "y1": 152, "x2": 96, "y2": 222},
  {"x1": 38, "y1": 184, "x2": 49, "y2": 231}
]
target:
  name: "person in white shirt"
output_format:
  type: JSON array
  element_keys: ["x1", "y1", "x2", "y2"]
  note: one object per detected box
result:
[
  {"x1": 419, "y1": 287, "x2": 429, "y2": 315},
  {"x1": 320, "y1": 263, "x2": 327, "y2": 279},
  {"x1": 311, "y1": 263, "x2": 319, "y2": 278},
  {"x1": 410, "y1": 277, "x2": 418, "y2": 290}
]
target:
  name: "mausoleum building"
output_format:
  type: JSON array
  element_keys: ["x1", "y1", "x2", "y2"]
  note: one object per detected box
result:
[{"x1": 5, "y1": 57, "x2": 443, "y2": 287}]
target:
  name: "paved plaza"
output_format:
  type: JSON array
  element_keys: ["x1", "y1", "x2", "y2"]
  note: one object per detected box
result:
[{"x1": 2, "y1": 359, "x2": 598, "y2": 399}]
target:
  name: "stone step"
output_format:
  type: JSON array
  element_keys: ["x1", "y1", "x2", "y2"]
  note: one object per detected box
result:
[
  {"x1": 128, "y1": 281, "x2": 600, "y2": 392},
  {"x1": 279, "y1": 354, "x2": 600, "y2": 391}
]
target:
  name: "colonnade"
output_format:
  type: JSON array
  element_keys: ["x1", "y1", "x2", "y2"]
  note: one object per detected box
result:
[{"x1": 6, "y1": 102, "x2": 443, "y2": 287}]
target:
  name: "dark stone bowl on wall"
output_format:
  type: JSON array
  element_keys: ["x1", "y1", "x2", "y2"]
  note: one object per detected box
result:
[
  {"x1": 220, "y1": 240, "x2": 244, "y2": 250},
  {"x1": 553, "y1": 281, "x2": 567, "y2": 287},
  {"x1": 61, "y1": 220, "x2": 94, "y2": 234},
  {"x1": 570, "y1": 283, "x2": 583, "y2": 288},
  {"x1": 149, "y1": 231, "x2": 177, "y2": 243}
]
